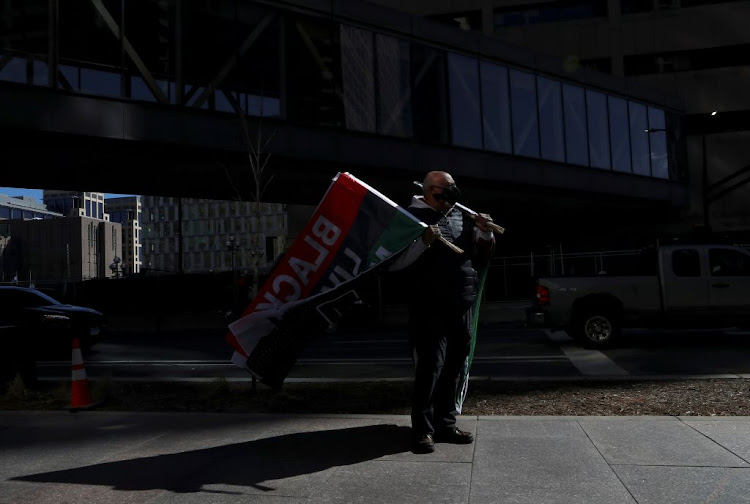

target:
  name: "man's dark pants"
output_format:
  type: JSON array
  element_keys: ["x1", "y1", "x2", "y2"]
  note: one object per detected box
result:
[{"x1": 410, "y1": 307, "x2": 472, "y2": 437}]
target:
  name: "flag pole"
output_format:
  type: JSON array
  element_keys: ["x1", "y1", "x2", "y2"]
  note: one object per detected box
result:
[{"x1": 413, "y1": 181, "x2": 506, "y2": 235}]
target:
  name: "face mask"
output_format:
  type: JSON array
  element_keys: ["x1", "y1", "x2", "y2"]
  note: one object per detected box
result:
[{"x1": 433, "y1": 184, "x2": 461, "y2": 204}]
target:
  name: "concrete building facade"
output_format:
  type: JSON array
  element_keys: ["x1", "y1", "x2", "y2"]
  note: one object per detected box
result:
[
  {"x1": 106, "y1": 196, "x2": 143, "y2": 275},
  {"x1": 141, "y1": 196, "x2": 287, "y2": 275},
  {"x1": 0, "y1": 193, "x2": 62, "y2": 283},
  {"x1": 3, "y1": 216, "x2": 122, "y2": 283}
]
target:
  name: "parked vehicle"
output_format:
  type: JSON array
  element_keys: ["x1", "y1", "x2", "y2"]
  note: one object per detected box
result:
[
  {"x1": 0, "y1": 286, "x2": 105, "y2": 353},
  {"x1": 527, "y1": 244, "x2": 750, "y2": 348}
]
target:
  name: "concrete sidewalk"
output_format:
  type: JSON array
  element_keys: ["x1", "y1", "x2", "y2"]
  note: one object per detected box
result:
[{"x1": 1, "y1": 411, "x2": 749, "y2": 503}]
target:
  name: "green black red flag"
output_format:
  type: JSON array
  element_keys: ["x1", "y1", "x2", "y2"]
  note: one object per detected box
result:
[{"x1": 227, "y1": 172, "x2": 426, "y2": 388}]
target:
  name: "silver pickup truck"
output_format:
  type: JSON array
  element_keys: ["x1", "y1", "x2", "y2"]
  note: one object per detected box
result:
[{"x1": 528, "y1": 244, "x2": 750, "y2": 348}]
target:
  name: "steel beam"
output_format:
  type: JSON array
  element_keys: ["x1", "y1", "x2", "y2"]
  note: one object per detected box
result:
[
  {"x1": 192, "y1": 13, "x2": 276, "y2": 109},
  {"x1": 89, "y1": 0, "x2": 168, "y2": 103}
]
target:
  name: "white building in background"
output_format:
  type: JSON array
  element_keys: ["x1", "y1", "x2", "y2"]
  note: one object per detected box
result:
[
  {"x1": 43, "y1": 190, "x2": 109, "y2": 220},
  {"x1": 141, "y1": 196, "x2": 288, "y2": 274},
  {"x1": 105, "y1": 196, "x2": 142, "y2": 275},
  {"x1": 0, "y1": 193, "x2": 62, "y2": 221}
]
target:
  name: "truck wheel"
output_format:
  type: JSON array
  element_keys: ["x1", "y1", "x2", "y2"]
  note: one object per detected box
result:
[{"x1": 572, "y1": 309, "x2": 620, "y2": 349}]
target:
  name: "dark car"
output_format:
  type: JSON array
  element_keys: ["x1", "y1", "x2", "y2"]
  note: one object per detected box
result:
[{"x1": 0, "y1": 286, "x2": 105, "y2": 353}]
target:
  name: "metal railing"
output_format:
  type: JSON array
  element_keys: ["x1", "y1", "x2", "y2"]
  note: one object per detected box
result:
[{"x1": 484, "y1": 248, "x2": 645, "y2": 301}]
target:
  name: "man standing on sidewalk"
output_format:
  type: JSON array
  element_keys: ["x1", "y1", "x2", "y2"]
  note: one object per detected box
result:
[{"x1": 390, "y1": 171, "x2": 495, "y2": 454}]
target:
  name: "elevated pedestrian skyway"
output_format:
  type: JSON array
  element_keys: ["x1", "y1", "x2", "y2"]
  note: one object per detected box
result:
[{"x1": 0, "y1": 0, "x2": 687, "y2": 248}]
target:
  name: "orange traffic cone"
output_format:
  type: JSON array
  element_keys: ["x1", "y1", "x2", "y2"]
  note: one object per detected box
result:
[{"x1": 70, "y1": 337, "x2": 96, "y2": 412}]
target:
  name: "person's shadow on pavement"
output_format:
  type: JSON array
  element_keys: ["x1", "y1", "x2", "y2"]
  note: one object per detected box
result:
[{"x1": 13, "y1": 424, "x2": 411, "y2": 494}]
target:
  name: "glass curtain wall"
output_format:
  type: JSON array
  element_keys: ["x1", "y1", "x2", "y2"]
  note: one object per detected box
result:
[
  {"x1": 341, "y1": 25, "x2": 376, "y2": 133},
  {"x1": 59, "y1": 0, "x2": 122, "y2": 97},
  {"x1": 563, "y1": 84, "x2": 589, "y2": 167},
  {"x1": 125, "y1": 0, "x2": 177, "y2": 104},
  {"x1": 480, "y1": 62, "x2": 512, "y2": 154},
  {"x1": 448, "y1": 52, "x2": 482, "y2": 149},
  {"x1": 0, "y1": 0, "x2": 50, "y2": 85},
  {"x1": 375, "y1": 35, "x2": 412, "y2": 138},
  {"x1": 629, "y1": 102, "x2": 651, "y2": 176},
  {"x1": 609, "y1": 96, "x2": 632, "y2": 173},
  {"x1": 510, "y1": 70, "x2": 540, "y2": 158},
  {"x1": 0, "y1": 2, "x2": 681, "y2": 181},
  {"x1": 586, "y1": 90, "x2": 611, "y2": 170},
  {"x1": 537, "y1": 77, "x2": 565, "y2": 162},
  {"x1": 411, "y1": 44, "x2": 449, "y2": 144},
  {"x1": 286, "y1": 14, "x2": 342, "y2": 126},
  {"x1": 183, "y1": 4, "x2": 281, "y2": 115},
  {"x1": 648, "y1": 107, "x2": 669, "y2": 179}
]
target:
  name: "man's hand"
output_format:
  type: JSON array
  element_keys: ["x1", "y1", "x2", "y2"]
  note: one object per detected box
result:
[
  {"x1": 422, "y1": 224, "x2": 440, "y2": 245},
  {"x1": 474, "y1": 213, "x2": 494, "y2": 233}
]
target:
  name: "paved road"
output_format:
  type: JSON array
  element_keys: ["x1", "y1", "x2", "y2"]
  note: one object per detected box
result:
[{"x1": 34, "y1": 324, "x2": 750, "y2": 382}]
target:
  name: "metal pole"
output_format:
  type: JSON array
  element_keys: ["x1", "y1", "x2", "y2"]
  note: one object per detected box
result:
[
  {"x1": 530, "y1": 251, "x2": 534, "y2": 278},
  {"x1": 177, "y1": 197, "x2": 183, "y2": 273},
  {"x1": 502, "y1": 257, "x2": 507, "y2": 299},
  {"x1": 232, "y1": 247, "x2": 237, "y2": 308},
  {"x1": 559, "y1": 244, "x2": 564, "y2": 276},
  {"x1": 702, "y1": 134, "x2": 710, "y2": 230}
]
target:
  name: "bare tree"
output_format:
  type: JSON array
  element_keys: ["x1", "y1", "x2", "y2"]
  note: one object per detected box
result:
[{"x1": 239, "y1": 108, "x2": 276, "y2": 297}]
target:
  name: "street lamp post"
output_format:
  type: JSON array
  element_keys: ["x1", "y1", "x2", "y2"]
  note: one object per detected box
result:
[{"x1": 226, "y1": 237, "x2": 240, "y2": 310}]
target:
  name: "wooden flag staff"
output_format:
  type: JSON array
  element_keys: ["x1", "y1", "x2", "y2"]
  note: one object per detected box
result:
[{"x1": 413, "y1": 181, "x2": 506, "y2": 235}]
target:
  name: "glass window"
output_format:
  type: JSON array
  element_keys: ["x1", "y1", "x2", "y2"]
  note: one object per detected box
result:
[
  {"x1": 411, "y1": 44, "x2": 449, "y2": 144},
  {"x1": 376, "y1": 35, "x2": 412, "y2": 138},
  {"x1": 480, "y1": 62, "x2": 512, "y2": 154},
  {"x1": 648, "y1": 107, "x2": 669, "y2": 179},
  {"x1": 86, "y1": 200, "x2": 91, "y2": 216},
  {"x1": 509, "y1": 70, "x2": 539, "y2": 158},
  {"x1": 672, "y1": 249, "x2": 701, "y2": 277},
  {"x1": 80, "y1": 68, "x2": 121, "y2": 98},
  {"x1": 537, "y1": 77, "x2": 565, "y2": 162},
  {"x1": 215, "y1": 91, "x2": 237, "y2": 113},
  {"x1": 341, "y1": 25, "x2": 376, "y2": 133},
  {"x1": 448, "y1": 53, "x2": 482, "y2": 149},
  {"x1": 33, "y1": 60, "x2": 49, "y2": 86},
  {"x1": 286, "y1": 15, "x2": 342, "y2": 127},
  {"x1": 629, "y1": 102, "x2": 651, "y2": 176},
  {"x1": 709, "y1": 249, "x2": 750, "y2": 277},
  {"x1": 608, "y1": 96, "x2": 632, "y2": 173},
  {"x1": 124, "y1": 1, "x2": 181, "y2": 104},
  {"x1": 59, "y1": 1, "x2": 123, "y2": 94},
  {"x1": 563, "y1": 84, "x2": 589, "y2": 166},
  {"x1": 131, "y1": 77, "x2": 169, "y2": 103},
  {"x1": 183, "y1": 4, "x2": 280, "y2": 112},
  {"x1": 0, "y1": 57, "x2": 27, "y2": 84},
  {"x1": 1, "y1": 3, "x2": 49, "y2": 83},
  {"x1": 586, "y1": 90, "x2": 610, "y2": 169},
  {"x1": 58, "y1": 65, "x2": 83, "y2": 91},
  {"x1": 247, "y1": 95, "x2": 281, "y2": 117}
]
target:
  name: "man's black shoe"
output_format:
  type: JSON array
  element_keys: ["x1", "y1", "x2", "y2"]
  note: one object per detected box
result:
[
  {"x1": 412, "y1": 434, "x2": 435, "y2": 454},
  {"x1": 434, "y1": 428, "x2": 474, "y2": 444}
]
